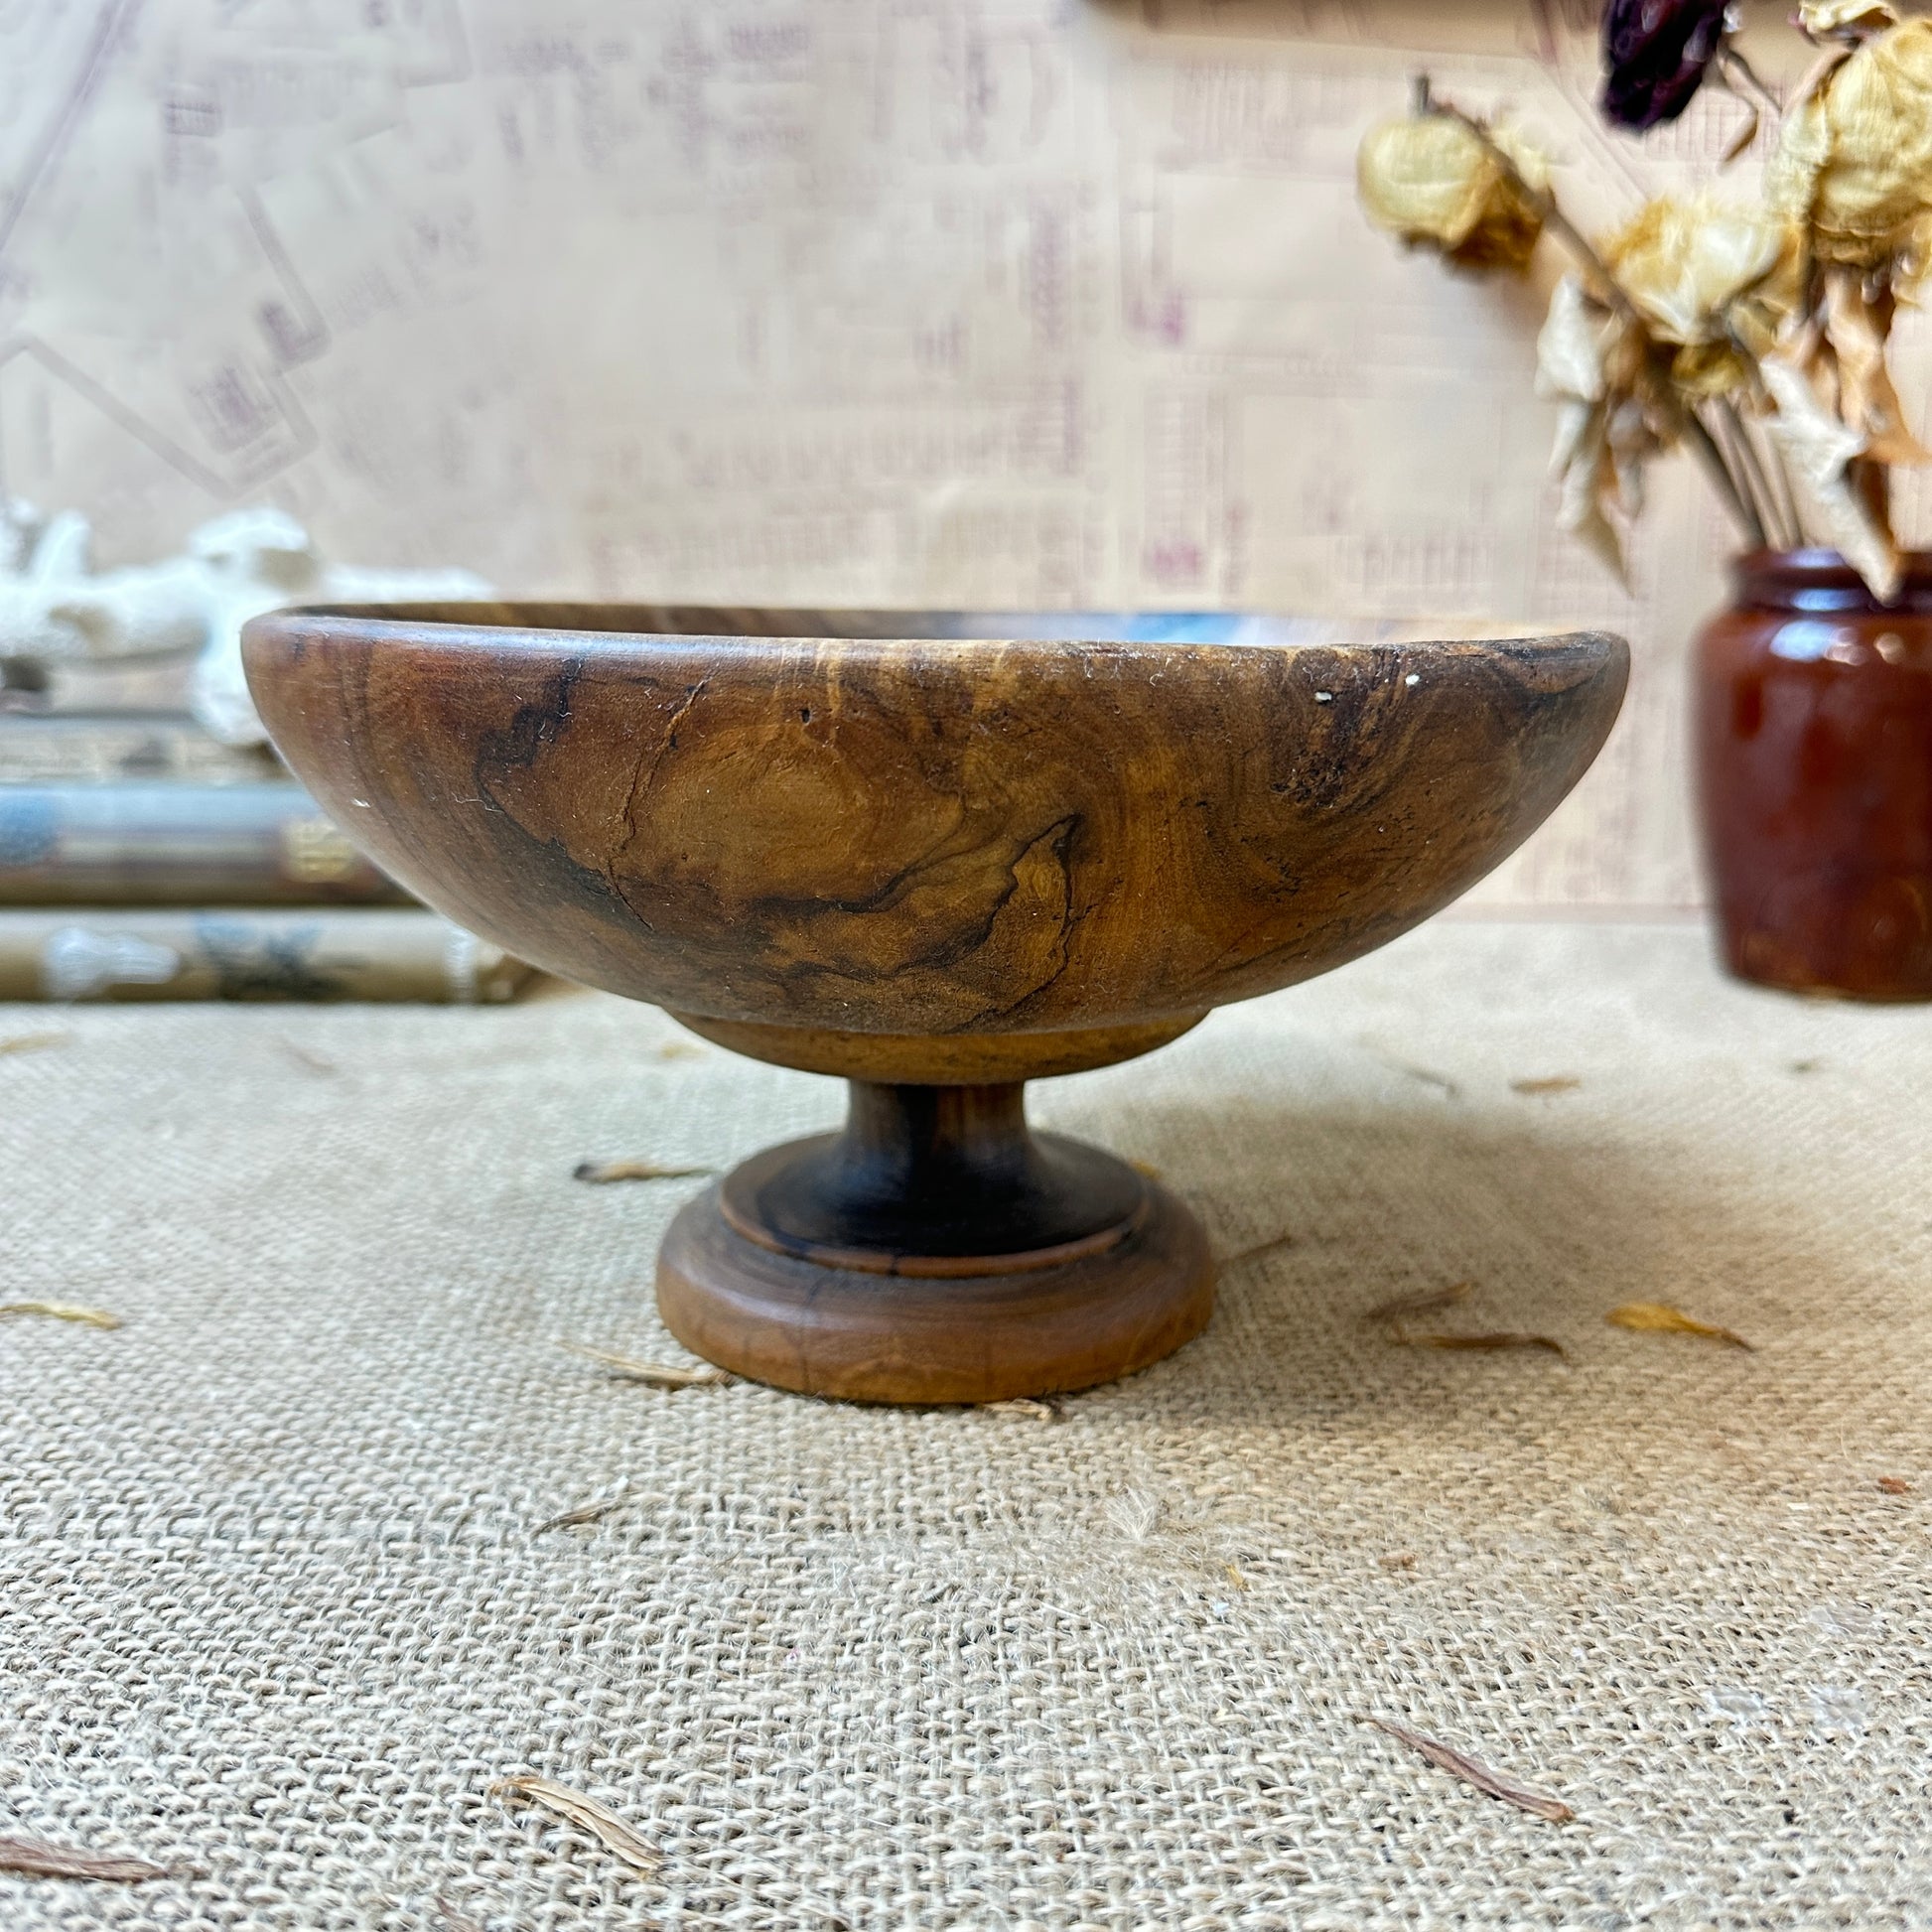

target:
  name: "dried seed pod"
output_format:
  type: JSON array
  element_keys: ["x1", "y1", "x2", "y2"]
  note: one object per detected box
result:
[
  {"x1": 1769, "y1": 19, "x2": 1932, "y2": 278},
  {"x1": 1356, "y1": 115, "x2": 1549, "y2": 272},
  {"x1": 1600, "y1": 0, "x2": 1732, "y2": 132},
  {"x1": 1601, "y1": 194, "x2": 1800, "y2": 396}
]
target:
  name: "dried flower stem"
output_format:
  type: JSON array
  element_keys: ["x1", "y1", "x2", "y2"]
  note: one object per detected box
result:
[
  {"x1": 1416, "y1": 76, "x2": 1768, "y2": 551},
  {"x1": 1733, "y1": 369, "x2": 1808, "y2": 546},
  {"x1": 1716, "y1": 45, "x2": 1783, "y2": 124},
  {"x1": 0, "y1": 1835, "x2": 169, "y2": 1881},
  {"x1": 560, "y1": 1340, "x2": 734, "y2": 1387},
  {"x1": 1362, "y1": 1716, "x2": 1575, "y2": 1822},
  {"x1": 1708, "y1": 403, "x2": 1762, "y2": 534},
  {"x1": 1787, "y1": 43, "x2": 1854, "y2": 117},
  {"x1": 1717, "y1": 397, "x2": 1800, "y2": 549}
]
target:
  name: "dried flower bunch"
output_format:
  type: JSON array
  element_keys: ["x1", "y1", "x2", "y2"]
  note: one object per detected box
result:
[{"x1": 1357, "y1": 2, "x2": 1932, "y2": 597}]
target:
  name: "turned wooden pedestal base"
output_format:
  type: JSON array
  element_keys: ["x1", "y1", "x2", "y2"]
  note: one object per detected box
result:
[{"x1": 656, "y1": 1080, "x2": 1214, "y2": 1403}]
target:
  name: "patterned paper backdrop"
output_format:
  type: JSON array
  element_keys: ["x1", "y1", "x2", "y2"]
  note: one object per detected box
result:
[{"x1": 5, "y1": 0, "x2": 1920, "y2": 909}]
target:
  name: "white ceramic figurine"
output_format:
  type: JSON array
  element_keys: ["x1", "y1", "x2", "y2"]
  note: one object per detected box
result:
[{"x1": 0, "y1": 500, "x2": 490, "y2": 746}]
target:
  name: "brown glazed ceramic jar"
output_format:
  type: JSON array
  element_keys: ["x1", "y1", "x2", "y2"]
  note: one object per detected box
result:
[{"x1": 1696, "y1": 548, "x2": 1932, "y2": 1000}]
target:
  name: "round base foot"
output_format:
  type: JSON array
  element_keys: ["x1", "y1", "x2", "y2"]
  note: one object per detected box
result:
[{"x1": 657, "y1": 1150, "x2": 1214, "y2": 1404}]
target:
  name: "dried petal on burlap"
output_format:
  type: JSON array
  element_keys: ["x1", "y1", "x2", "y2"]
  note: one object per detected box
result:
[
  {"x1": 1396, "y1": 1331, "x2": 1569, "y2": 1357},
  {"x1": 559, "y1": 1341, "x2": 733, "y2": 1388},
  {"x1": 572, "y1": 1159, "x2": 714, "y2": 1183},
  {"x1": 985, "y1": 1397, "x2": 1060, "y2": 1421},
  {"x1": 0, "y1": 1031, "x2": 69, "y2": 1056},
  {"x1": 532, "y1": 1478, "x2": 630, "y2": 1534},
  {"x1": 1364, "y1": 1717, "x2": 1575, "y2": 1822},
  {"x1": 1606, "y1": 1300, "x2": 1754, "y2": 1349},
  {"x1": 1357, "y1": 116, "x2": 1549, "y2": 271},
  {"x1": 0, "y1": 1302, "x2": 122, "y2": 1328},
  {"x1": 0, "y1": 1835, "x2": 168, "y2": 1881},
  {"x1": 488, "y1": 1777, "x2": 661, "y2": 1873}
]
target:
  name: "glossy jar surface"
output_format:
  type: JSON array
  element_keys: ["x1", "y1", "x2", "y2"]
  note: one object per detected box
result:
[{"x1": 1696, "y1": 549, "x2": 1932, "y2": 1000}]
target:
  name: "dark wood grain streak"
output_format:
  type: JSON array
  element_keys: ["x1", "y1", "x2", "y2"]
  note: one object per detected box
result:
[{"x1": 243, "y1": 605, "x2": 1626, "y2": 1402}]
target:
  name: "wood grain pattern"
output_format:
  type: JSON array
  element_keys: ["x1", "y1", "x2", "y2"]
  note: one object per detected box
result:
[
  {"x1": 244, "y1": 604, "x2": 1626, "y2": 1402},
  {"x1": 243, "y1": 605, "x2": 1627, "y2": 1058}
]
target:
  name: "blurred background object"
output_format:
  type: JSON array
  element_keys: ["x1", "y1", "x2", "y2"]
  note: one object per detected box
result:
[
  {"x1": 0, "y1": 499, "x2": 524, "y2": 1000},
  {"x1": 1355, "y1": 5, "x2": 1932, "y2": 999},
  {"x1": 1, "y1": 500, "x2": 490, "y2": 743},
  {"x1": 0, "y1": 906, "x2": 531, "y2": 1002},
  {"x1": 0, "y1": 1, "x2": 1838, "y2": 923}
]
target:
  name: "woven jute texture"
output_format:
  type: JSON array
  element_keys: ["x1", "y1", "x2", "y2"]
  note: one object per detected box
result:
[{"x1": 4, "y1": 919, "x2": 1931, "y2": 1931}]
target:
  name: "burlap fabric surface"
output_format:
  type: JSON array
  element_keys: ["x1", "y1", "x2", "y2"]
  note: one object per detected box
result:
[{"x1": 4, "y1": 920, "x2": 1929, "y2": 1931}]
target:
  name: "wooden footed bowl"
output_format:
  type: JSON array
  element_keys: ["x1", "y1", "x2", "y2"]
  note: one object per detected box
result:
[{"x1": 243, "y1": 607, "x2": 1627, "y2": 1404}]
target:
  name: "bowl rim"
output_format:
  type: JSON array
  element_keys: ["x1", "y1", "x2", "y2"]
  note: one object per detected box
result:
[{"x1": 249, "y1": 602, "x2": 1625, "y2": 663}]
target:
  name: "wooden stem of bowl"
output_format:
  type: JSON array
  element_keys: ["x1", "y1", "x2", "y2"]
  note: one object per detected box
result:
[{"x1": 656, "y1": 1078, "x2": 1214, "y2": 1404}]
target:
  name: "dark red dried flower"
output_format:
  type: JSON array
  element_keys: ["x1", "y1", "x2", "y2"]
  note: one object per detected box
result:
[{"x1": 1600, "y1": 0, "x2": 1732, "y2": 130}]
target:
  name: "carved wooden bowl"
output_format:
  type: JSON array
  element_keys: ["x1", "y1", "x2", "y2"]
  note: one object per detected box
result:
[{"x1": 243, "y1": 606, "x2": 1627, "y2": 1404}]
